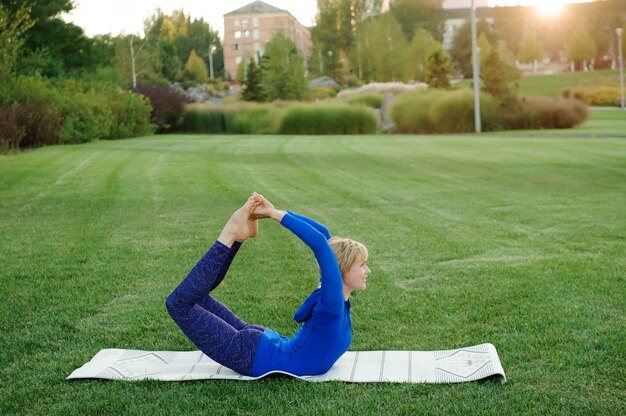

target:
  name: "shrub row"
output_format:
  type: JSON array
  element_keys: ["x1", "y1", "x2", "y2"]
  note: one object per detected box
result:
[
  {"x1": 391, "y1": 89, "x2": 588, "y2": 133},
  {"x1": 561, "y1": 86, "x2": 624, "y2": 107},
  {"x1": 181, "y1": 103, "x2": 285, "y2": 134},
  {"x1": 180, "y1": 103, "x2": 378, "y2": 135},
  {"x1": 278, "y1": 105, "x2": 377, "y2": 134},
  {"x1": 0, "y1": 76, "x2": 154, "y2": 151}
]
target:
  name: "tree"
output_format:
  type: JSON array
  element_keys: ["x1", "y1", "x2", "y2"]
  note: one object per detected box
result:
[
  {"x1": 261, "y1": 32, "x2": 307, "y2": 101},
  {"x1": 0, "y1": 4, "x2": 34, "y2": 88},
  {"x1": 451, "y1": 19, "x2": 495, "y2": 78},
  {"x1": 518, "y1": 31, "x2": 543, "y2": 74},
  {"x1": 567, "y1": 26, "x2": 597, "y2": 71},
  {"x1": 390, "y1": 0, "x2": 446, "y2": 42},
  {"x1": 242, "y1": 59, "x2": 263, "y2": 102},
  {"x1": 425, "y1": 49, "x2": 455, "y2": 89},
  {"x1": 354, "y1": 13, "x2": 407, "y2": 82},
  {"x1": 402, "y1": 29, "x2": 441, "y2": 82},
  {"x1": 312, "y1": 0, "x2": 375, "y2": 78},
  {"x1": 480, "y1": 49, "x2": 521, "y2": 102},
  {"x1": 477, "y1": 33, "x2": 494, "y2": 66},
  {"x1": 183, "y1": 49, "x2": 209, "y2": 84},
  {"x1": 2, "y1": 0, "x2": 99, "y2": 77}
]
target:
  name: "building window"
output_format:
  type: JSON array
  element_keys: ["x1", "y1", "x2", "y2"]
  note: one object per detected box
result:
[
  {"x1": 236, "y1": 57, "x2": 242, "y2": 65},
  {"x1": 235, "y1": 31, "x2": 242, "y2": 39},
  {"x1": 232, "y1": 44, "x2": 239, "y2": 50},
  {"x1": 242, "y1": 18, "x2": 248, "y2": 26},
  {"x1": 253, "y1": 17, "x2": 259, "y2": 28},
  {"x1": 234, "y1": 19, "x2": 240, "y2": 26},
  {"x1": 254, "y1": 43, "x2": 260, "y2": 52},
  {"x1": 253, "y1": 29, "x2": 259, "y2": 40}
]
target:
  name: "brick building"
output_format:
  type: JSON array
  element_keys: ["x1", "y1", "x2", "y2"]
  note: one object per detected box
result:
[{"x1": 223, "y1": 1, "x2": 312, "y2": 81}]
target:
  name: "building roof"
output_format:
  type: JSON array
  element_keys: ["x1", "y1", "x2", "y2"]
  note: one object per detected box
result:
[{"x1": 224, "y1": 1, "x2": 286, "y2": 16}]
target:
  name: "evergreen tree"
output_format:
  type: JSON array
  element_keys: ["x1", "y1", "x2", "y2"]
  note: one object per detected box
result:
[
  {"x1": 425, "y1": 49, "x2": 455, "y2": 89},
  {"x1": 567, "y1": 27, "x2": 597, "y2": 70},
  {"x1": 183, "y1": 49, "x2": 209, "y2": 84},
  {"x1": 451, "y1": 19, "x2": 494, "y2": 78},
  {"x1": 261, "y1": 32, "x2": 307, "y2": 101},
  {"x1": 480, "y1": 49, "x2": 521, "y2": 101},
  {"x1": 242, "y1": 59, "x2": 263, "y2": 102},
  {"x1": 402, "y1": 29, "x2": 441, "y2": 82}
]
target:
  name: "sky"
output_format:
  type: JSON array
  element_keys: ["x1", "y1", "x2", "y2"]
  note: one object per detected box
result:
[
  {"x1": 61, "y1": 0, "x2": 319, "y2": 38},
  {"x1": 61, "y1": 0, "x2": 594, "y2": 39}
]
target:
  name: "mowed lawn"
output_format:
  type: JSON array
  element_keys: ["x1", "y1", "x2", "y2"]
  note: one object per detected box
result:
[
  {"x1": 1, "y1": 130, "x2": 625, "y2": 415},
  {"x1": 458, "y1": 69, "x2": 622, "y2": 97}
]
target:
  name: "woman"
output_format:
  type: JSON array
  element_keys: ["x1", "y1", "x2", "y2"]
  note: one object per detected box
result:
[{"x1": 166, "y1": 193, "x2": 371, "y2": 377}]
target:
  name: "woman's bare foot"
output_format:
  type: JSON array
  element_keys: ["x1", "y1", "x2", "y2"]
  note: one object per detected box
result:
[{"x1": 217, "y1": 195, "x2": 260, "y2": 247}]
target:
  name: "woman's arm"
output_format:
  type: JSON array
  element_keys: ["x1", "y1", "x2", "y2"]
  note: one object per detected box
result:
[
  {"x1": 288, "y1": 211, "x2": 331, "y2": 240},
  {"x1": 277, "y1": 211, "x2": 343, "y2": 313}
]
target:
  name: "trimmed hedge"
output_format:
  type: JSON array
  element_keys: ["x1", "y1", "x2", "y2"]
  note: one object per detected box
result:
[
  {"x1": 180, "y1": 104, "x2": 284, "y2": 134},
  {"x1": 180, "y1": 103, "x2": 376, "y2": 135},
  {"x1": 278, "y1": 105, "x2": 378, "y2": 135}
]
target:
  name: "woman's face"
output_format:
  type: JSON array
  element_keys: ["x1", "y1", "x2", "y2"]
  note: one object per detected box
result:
[{"x1": 343, "y1": 254, "x2": 371, "y2": 292}]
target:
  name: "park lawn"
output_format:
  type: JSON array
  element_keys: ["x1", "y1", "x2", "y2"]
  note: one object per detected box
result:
[
  {"x1": 458, "y1": 69, "x2": 621, "y2": 97},
  {"x1": 1, "y1": 131, "x2": 625, "y2": 415}
]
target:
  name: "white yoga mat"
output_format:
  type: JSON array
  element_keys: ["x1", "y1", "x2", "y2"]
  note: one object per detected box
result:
[{"x1": 68, "y1": 343, "x2": 506, "y2": 384}]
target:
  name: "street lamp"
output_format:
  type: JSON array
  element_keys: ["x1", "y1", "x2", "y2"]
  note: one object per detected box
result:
[
  {"x1": 209, "y1": 45, "x2": 216, "y2": 80},
  {"x1": 617, "y1": 28, "x2": 624, "y2": 111}
]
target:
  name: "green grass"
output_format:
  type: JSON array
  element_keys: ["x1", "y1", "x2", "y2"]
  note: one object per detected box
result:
[
  {"x1": 1, "y1": 128, "x2": 625, "y2": 414},
  {"x1": 458, "y1": 69, "x2": 621, "y2": 97}
]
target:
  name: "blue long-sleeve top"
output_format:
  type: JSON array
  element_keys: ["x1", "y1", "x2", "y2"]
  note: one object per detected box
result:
[{"x1": 251, "y1": 212, "x2": 352, "y2": 376}]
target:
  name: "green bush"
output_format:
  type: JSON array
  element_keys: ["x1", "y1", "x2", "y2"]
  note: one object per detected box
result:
[
  {"x1": 106, "y1": 90, "x2": 154, "y2": 139},
  {"x1": 2, "y1": 76, "x2": 153, "y2": 149},
  {"x1": 5, "y1": 76, "x2": 63, "y2": 147},
  {"x1": 278, "y1": 104, "x2": 377, "y2": 135},
  {"x1": 180, "y1": 104, "x2": 283, "y2": 134},
  {"x1": 391, "y1": 90, "x2": 497, "y2": 133},
  {"x1": 429, "y1": 90, "x2": 499, "y2": 133},
  {"x1": 229, "y1": 106, "x2": 282, "y2": 134},
  {"x1": 180, "y1": 108, "x2": 231, "y2": 134},
  {"x1": 345, "y1": 93, "x2": 385, "y2": 109}
]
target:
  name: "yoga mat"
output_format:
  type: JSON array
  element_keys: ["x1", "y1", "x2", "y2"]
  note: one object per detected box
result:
[{"x1": 68, "y1": 343, "x2": 506, "y2": 384}]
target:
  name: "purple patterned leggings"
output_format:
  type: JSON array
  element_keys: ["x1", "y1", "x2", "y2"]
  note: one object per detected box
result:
[{"x1": 165, "y1": 241, "x2": 264, "y2": 376}]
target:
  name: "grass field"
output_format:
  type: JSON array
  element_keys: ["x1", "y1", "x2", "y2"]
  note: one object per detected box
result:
[
  {"x1": 1, "y1": 124, "x2": 625, "y2": 414},
  {"x1": 458, "y1": 69, "x2": 622, "y2": 97}
]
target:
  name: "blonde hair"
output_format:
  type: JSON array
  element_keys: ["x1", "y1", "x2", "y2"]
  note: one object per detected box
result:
[{"x1": 328, "y1": 237, "x2": 368, "y2": 278}]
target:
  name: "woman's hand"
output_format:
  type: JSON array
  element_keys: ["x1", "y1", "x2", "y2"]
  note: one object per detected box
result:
[
  {"x1": 250, "y1": 192, "x2": 275, "y2": 219},
  {"x1": 251, "y1": 192, "x2": 286, "y2": 223}
]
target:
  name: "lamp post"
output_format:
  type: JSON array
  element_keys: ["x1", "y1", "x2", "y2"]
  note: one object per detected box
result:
[
  {"x1": 209, "y1": 45, "x2": 216, "y2": 80},
  {"x1": 617, "y1": 28, "x2": 624, "y2": 111},
  {"x1": 471, "y1": 0, "x2": 482, "y2": 133}
]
